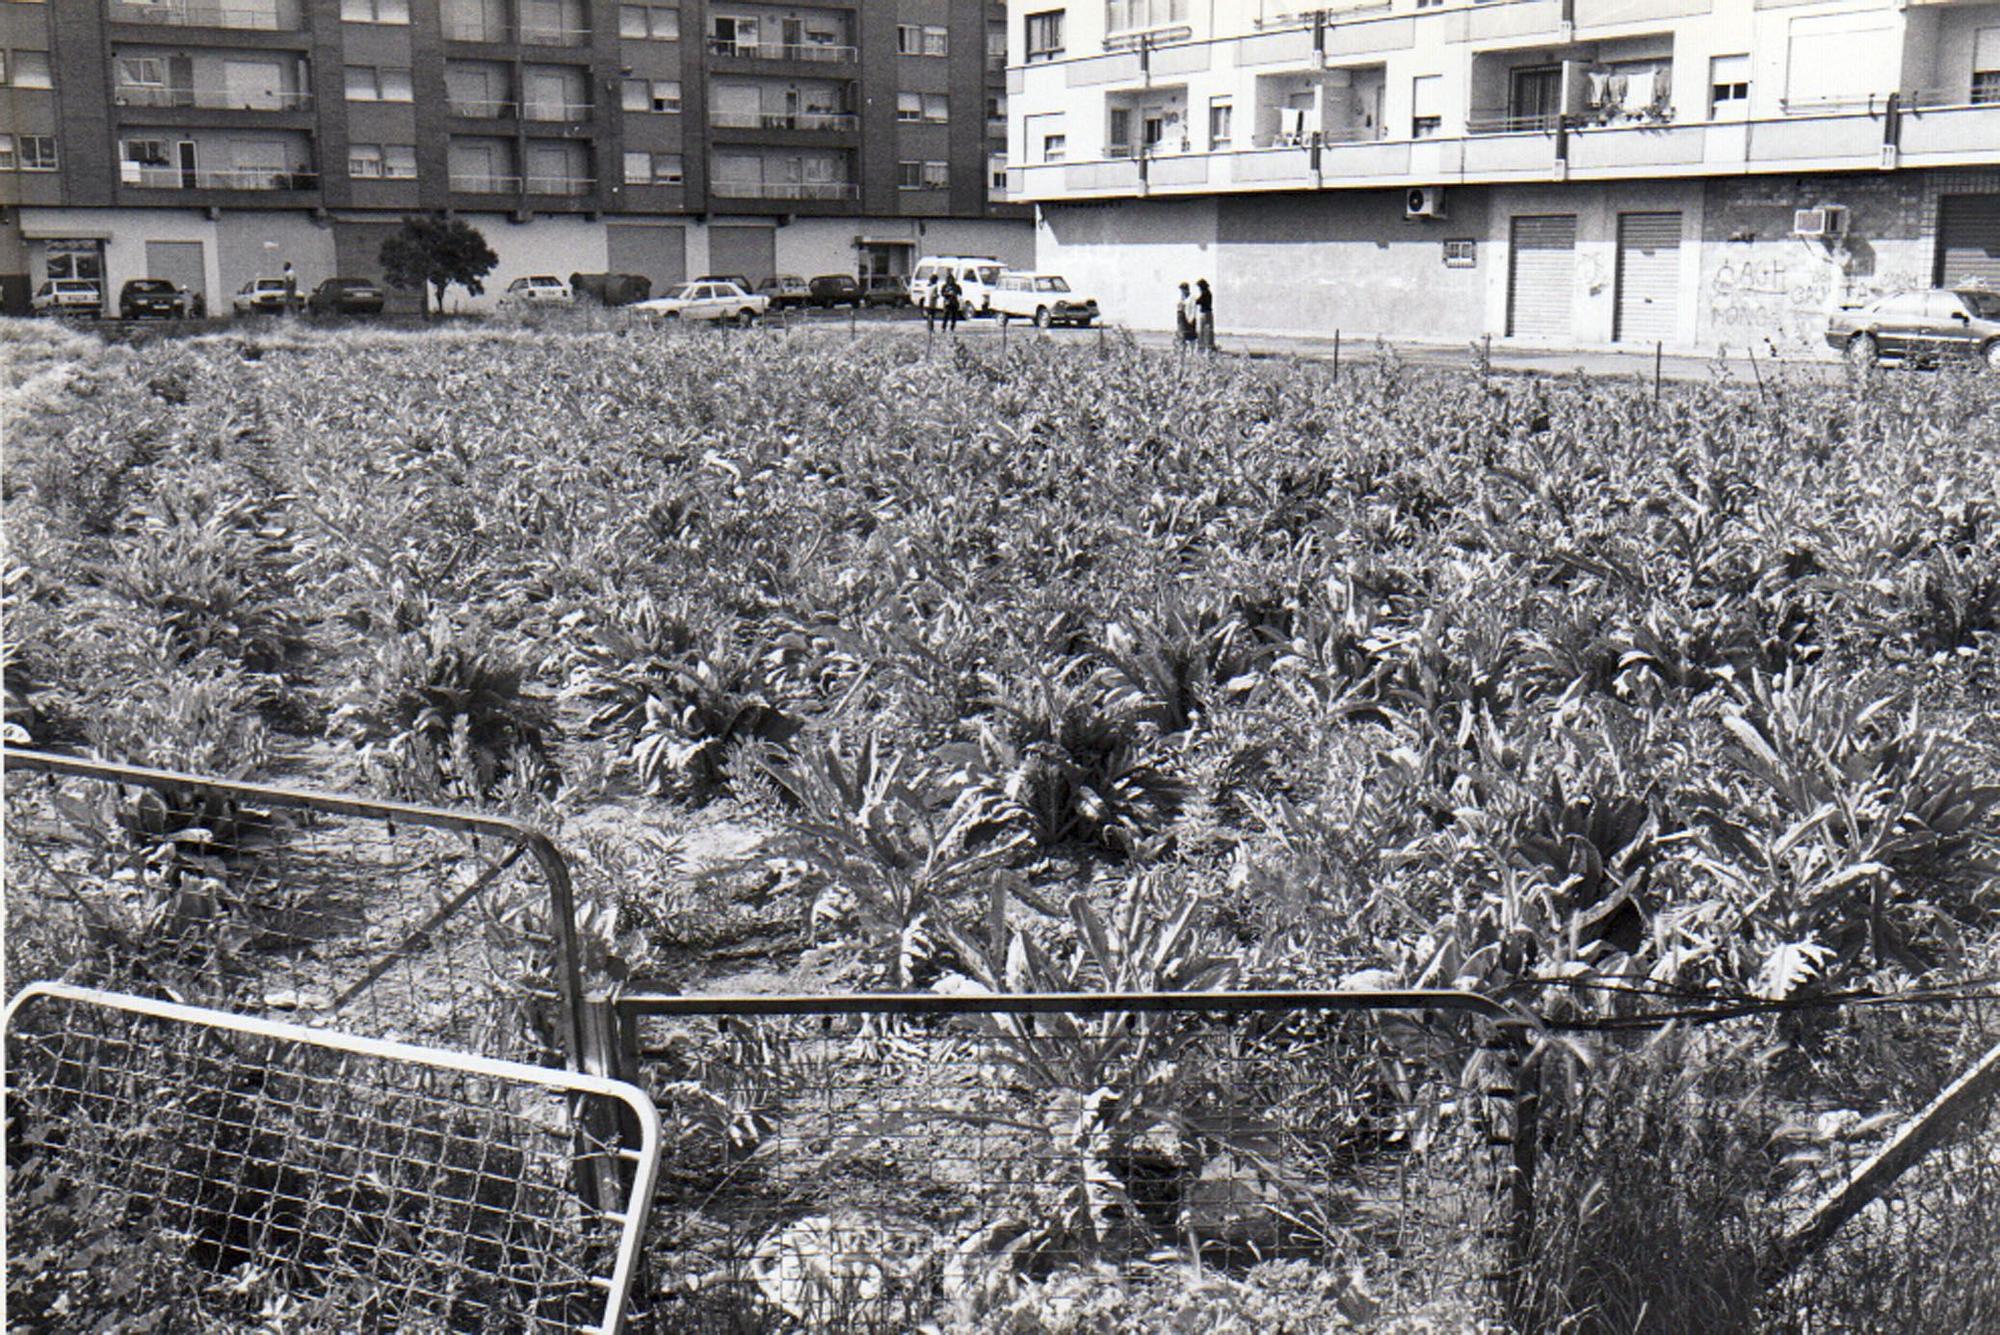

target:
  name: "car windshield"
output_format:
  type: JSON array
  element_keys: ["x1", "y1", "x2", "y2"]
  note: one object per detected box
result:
[
  {"x1": 127, "y1": 280, "x2": 174, "y2": 293},
  {"x1": 972, "y1": 267, "x2": 1000, "y2": 284},
  {"x1": 667, "y1": 284, "x2": 701, "y2": 300},
  {"x1": 1957, "y1": 290, "x2": 2000, "y2": 319},
  {"x1": 1034, "y1": 277, "x2": 1071, "y2": 293}
]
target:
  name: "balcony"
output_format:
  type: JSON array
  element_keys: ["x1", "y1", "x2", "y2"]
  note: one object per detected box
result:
[
  {"x1": 707, "y1": 110, "x2": 858, "y2": 131},
  {"x1": 709, "y1": 180, "x2": 860, "y2": 200},
  {"x1": 107, "y1": 0, "x2": 301, "y2": 31},
  {"x1": 707, "y1": 40, "x2": 857, "y2": 63},
  {"x1": 522, "y1": 100, "x2": 593, "y2": 123},
  {"x1": 125, "y1": 165, "x2": 319, "y2": 190},
  {"x1": 449, "y1": 97, "x2": 517, "y2": 118},
  {"x1": 450, "y1": 173, "x2": 523, "y2": 192},
  {"x1": 114, "y1": 85, "x2": 312, "y2": 112}
]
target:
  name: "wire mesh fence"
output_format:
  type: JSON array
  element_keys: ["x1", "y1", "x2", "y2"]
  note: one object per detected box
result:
[
  {"x1": 4, "y1": 982, "x2": 661, "y2": 1333},
  {"x1": 611, "y1": 990, "x2": 1528, "y2": 1333},
  {"x1": 2, "y1": 747, "x2": 586, "y2": 1066}
]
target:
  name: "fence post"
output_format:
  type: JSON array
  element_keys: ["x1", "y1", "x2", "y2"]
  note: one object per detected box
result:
[
  {"x1": 1655, "y1": 340, "x2": 1664, "y2": 402},
  {"x1": 1332, "y1": 328, "x2": 1340, "y2": 383},
  {"x1": 578, "y1": 990, "x2": 640, "y2": 1212},
  {"x1": 850, "y1": 304, "x2": 857, "y2": 340}
]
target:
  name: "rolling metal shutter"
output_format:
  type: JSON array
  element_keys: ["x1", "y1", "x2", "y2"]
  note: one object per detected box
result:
[
  {"x1": 1935, "y1": 195, "x2": 2000, "y2": 288},
  {"x1": 608, "y1": 224, "x2": 686, "y2": 301},
  {"x1": 1507, "y1": 215, "x2": 1576, "y2": 340},
  {"x1": 707, "y1": 225, "x2": 777, "y2": 287},
  {"x1": 1614, "y1": 211, "x2": 1681, "y2": 344}
]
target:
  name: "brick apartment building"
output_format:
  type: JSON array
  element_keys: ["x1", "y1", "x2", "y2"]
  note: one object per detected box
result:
[
  {"x1": 0, "y1": 0, "x2": 1032, "y2": 314},
  {"x1": 1002, "y1": 0, "x2": 2000, "y2": 354}
]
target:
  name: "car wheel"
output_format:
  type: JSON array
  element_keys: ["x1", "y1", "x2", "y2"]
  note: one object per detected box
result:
[
  {"x1": 1033, "y1": 307, "x2": 1051, "y2": 329},
  {"x1": 1984, "y1": 341, "x2": 2000, "y2": 373},
  {"x1": 1845, "y1": 332, "x2": 1878, "y2": 367},
  {"x1": 736, "y1": 309, "x2": 757, "y2": 328}
]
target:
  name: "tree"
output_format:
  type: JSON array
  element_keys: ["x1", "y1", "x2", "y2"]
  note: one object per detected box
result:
[{"x1": 378, "y1": 216, "x2": 499, "y2": 317}]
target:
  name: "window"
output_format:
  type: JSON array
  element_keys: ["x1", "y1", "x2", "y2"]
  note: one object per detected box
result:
[
  {"x1": 624, "y1": 150, "x2": 682, "y2": 184},
  {"x1": 897, "y1": 91, "x2": 921, "y2": 122},
  {"x1": 897, "y1": 159, "x2": 922, "y2": 188},
  {"x1": 341, "y1": 0, "x2": 410, "y2": 21},
  {"x1": 10, "y1": 49, "x2": 50, "y2": 88},
  {"x1": 923, "y1": 160, "x2": 948, "y2": 187},
  {"x1": 1709, "y1": 54, "x2": 1750, "y2": 119},
  {"x1": 989, "y1": 153, "x2": 1007, "y2": 190},
  {"x1": 1042, "y1": 133, "x2": 1066, "y2": 162},
  {"x1": 1973, "y1": 29, "x2": 1999, "y2": 103},
  {"x1": 383, "y1": 144, "x2": 416, "y2": 177},
  {"x1": 620, "y1": 4, "x2": 677, "y2": 39},
  {"x1": 898, "y1": 24, "x2": 947, "y2": 55},
  {"x1": 1208, "y1": 98, "x2": 1232, "y2": 149},
  {"x1": 1443, "y1": 238, "x2": 1476, "y2": 268},
  {"x1": 0, "y1": 134, "x2": 13, "y2": 171},
  {"x1": 350, "y1": 143, "x2": 383, "y2": 176},
  {"x1": 20, "y1": 134, "x2": 56, "y2": 170},
  {"x1": 623, "y1": 78, "x2": 680, "y2": 111},
  {"x1": 923, "y1": 93, "x2": 948, "y2": 122},
  {"x1": 1976, "y1": 70, "x2": 2000, "y2": 105},
  {"x1": 987, "y1": 93, "x2": 1006, "y2": 122},
  {"x1": 118, "y1": 56, "x2": 165, "y2": 89},
  {"x1": 345, "y1": 66, "x2": 412, "y2": 101},
  {"x1": 348, "y1": 143, "x2": 414, "y2": 178},
  {"x1": 1106, "y1": 0, "x2": 1185, "y2": 35},
  {"x1": 988, "y1": 21, "x2": 1006, "y2": 61},
  {"x1": 123, "y1": 138, "x2": 169, "y2": 165},
  {"x1": 1412, "y1": 74, "x2": 1443, "y2": 138},
  {"x1": 1026, "y1": 10, "x2": 1063, "y2": 61}
]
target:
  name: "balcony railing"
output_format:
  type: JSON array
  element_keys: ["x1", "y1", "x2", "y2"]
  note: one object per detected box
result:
[
  {"x1": 524, "y1": 174, "x2": 595, "y2": 195},
  {"x1": 1467, "y1": 112, "x2": 1560, "y2": 134},
  {"x1": 108, "y1": 0, "x2": 301, "y2": 31},
  {"x1": 114, "y1": 84, "x2": 312, "y2": 111},
  {"x1": 522, "y1": 100, "x2": 593, "y2": 121},
  {"x1": 450, "y1": 173, "x2": 523, "y2": 192},
  {"x1": 449, "y1": 97, "x2": 517, "y2": 117},
  {"x1": 442, "y1": 16, "x2": 507, "y2": 40},
  {"x1": 706, "y1": 39, "x2": 857, "y2": 62},
  {"x1": 124, "y1": 165, "x2": 318, "y2": 189},
  {"x1": 706, "y1": 110, "x2": 857, "y2": 131},
  {"x1": 518, "y1": 23, "x2": 590, "y2": 45},
  {"x1": 709, "y1": 180, "x2": 860, "y2": 200}
]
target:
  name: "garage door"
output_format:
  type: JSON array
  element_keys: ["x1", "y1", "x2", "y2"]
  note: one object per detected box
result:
[
  {"x1": 707, "y1": 225, "x2": 776, "y2": 287},
  {"x1": 1507, "y1": 215, "x2": 1576, "y2": 340},
  {"x1": 1935, "y1": 194, "x2": 2000, "y2": 288},
  {"x1": 1614, "y1": 211, "x2": 1681, "y2": 344},
  {"x1": 607, "y1": 224, "x2": 685, "y2": 301},
  {"x1": 146, "y1": 240, "x2": 205, "y2": 305}
]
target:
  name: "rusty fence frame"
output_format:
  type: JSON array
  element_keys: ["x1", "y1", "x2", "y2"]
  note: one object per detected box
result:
[
  {"x1": 2, "y1": 745, "x2": 589, "y2": 1070},
  {"x1": 596, "y1": 985, "x2": 1540, "y2": 1328}
]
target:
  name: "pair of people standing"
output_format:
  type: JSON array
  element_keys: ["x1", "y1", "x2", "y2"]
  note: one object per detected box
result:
[
  {"x1": 926, "y1": 273, "x2": 963, "y2": 333},
  {"x1": 1174, "y1": 279, "x2": 1214, "y2": 350}
]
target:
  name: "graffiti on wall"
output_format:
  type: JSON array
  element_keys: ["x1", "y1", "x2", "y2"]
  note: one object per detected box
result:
[{"x1": 1706, "y1": 245, "x2": 1926, "y2": 353}]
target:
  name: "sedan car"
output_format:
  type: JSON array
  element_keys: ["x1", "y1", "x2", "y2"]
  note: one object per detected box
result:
[
  {"x1": 307, "y1": 277, "x2": 386, "y2": 317},
  {"x1": 499, "y1": 275, "x2": 573, "y2": 307},
  {"x1": 233, "y1": 277, "x2": 298, "y2": 315},
  {"x1": 1826, "y1": 287, "x2": 2000, "y2": 370},
  {"x1": 987, "y1": 271, "x2": 1101, "y2": 329},
  {"x1": 31, "y1": 278, "x2": 104, "y2": 319},
  {"x1": 860, "y1": 275, "x2": 909, "y2": 309},
  {"x1": 808, "y1": 274, "x2": 862, "y2": 309},
  {"x1": 756, "y1": 275, "x2": 812, "y2": 309},
  {"x1": 632, "y1": 280, "x2": 769, "y2": 325},
  {"x1": 118, "y1": 278, "x2": 190, "y2": 319}
]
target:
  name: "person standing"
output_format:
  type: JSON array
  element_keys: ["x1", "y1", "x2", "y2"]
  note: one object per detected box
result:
[
  {"x1": 1195, "y1": 278, "x2": 1215, "y2": 351},
  {"x1": 941, "y1": 273, "x2": 963, "y2": 334},
  {"x1": 1174, "y1": 281, "x2": 1194, "y2": 345},
  {"x1": 281, "y1": 260, "x2": 299, "y2": 314}
]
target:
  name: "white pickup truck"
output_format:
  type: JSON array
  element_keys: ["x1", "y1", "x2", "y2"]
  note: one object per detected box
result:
[{"x1": 987, "y1": 271, "x2": 1100, "y2": 329}]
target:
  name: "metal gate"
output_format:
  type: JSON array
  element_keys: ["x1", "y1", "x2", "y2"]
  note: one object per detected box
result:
[
  {"x1": 600, "y1": 988, "x2": 1534, "y2": 1332},
  {"x1": 6, "y1": 982, "x2": 661, "y2": 1334},
  {"x1": 1507, "y1": 214, "x2": 1577, "y2": 340},
  {"x1": 1935, "y1": 194, "x2": 2000, "y2": 288},
  {"x1": 2, "y1": 747, "x2": 589, "y2": 1067},
  {"x1": 707, "y1": 224, "x2": 778, "y2": 286},
  {"x1": 1614, "y1": 211, "x2": 1681, "y2": 344}
]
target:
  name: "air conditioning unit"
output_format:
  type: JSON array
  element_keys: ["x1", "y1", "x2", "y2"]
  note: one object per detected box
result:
[
  {"x1": 1793, "y1": 206, "x2": 1849, "y2": 239},
  {"x1": 1406, "y1": 186, "x2": 1447, "y2": 220}
]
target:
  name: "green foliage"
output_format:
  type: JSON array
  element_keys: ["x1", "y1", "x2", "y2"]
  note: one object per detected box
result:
[{"x1": 378, "y1": 215, "x2": 499, "y2": 316}]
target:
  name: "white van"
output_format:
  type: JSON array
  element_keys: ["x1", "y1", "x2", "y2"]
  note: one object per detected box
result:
[{"x1": 910, "y1": 256, "x2": 1005, "y2": 316}]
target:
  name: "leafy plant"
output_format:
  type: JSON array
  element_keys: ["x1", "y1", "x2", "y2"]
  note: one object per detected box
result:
[{"x1": 378, "y1": 216, "x2": 499, "y2": 317}]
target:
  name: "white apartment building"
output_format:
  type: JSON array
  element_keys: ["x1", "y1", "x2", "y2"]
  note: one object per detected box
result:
[{"x1": 1003, "y1": 0, "x2": 2000, "y2": 352}]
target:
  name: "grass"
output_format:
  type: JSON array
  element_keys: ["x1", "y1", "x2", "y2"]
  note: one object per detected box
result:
[{"x1": 4, "y1": 314, "x2": 1998, "y2": 1329}]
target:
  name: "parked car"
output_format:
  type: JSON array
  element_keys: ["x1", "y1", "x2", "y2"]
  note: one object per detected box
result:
[
  {"x1": 910, "y1": 256, "x2": 1004, "y2": 316},
  {"x1": 31, "y1": 278, "x2": 104, "y2": 318},
  {"x1": 499, "y1": 275, "x2": 573, "y2": 307},
  {"x1": 233, "y1": 277, "x2": 297, "y2": 315},
  {"x1": 1826, "y1": 287, "x2": 2000, "y2": 370},
  {"x1": 988, "y1": 271, "x2": 1101, "y2": 329},
  {"x1": 632, "y1": 280, "x2": 769, "y2": 325},
  {"x1": 306, "y1": 277, "x2": 386, "y2": 317},
  {"x1": 807, "y1": 274, "x2": 863, "y2": 309},
  {"x1": 697, "y1": 274, "x2": 755, "y2": 295},
  {"x1": 118, "y1": 278, "x2": 188, "y2": 319},
  {"x1": 860, "y1": 275, "x2": 909, "y2": 309},
  {"x1": 757, "y1": 275, "x2": 812, "y2": 309}
]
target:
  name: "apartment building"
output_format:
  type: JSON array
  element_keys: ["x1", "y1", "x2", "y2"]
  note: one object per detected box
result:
[
  {"x1": 1004, "y1": 0, "x2": 1999, "y2": 352},
  {"x1": 0, "y1": 0, "x2": 1030, "y2": 314}
]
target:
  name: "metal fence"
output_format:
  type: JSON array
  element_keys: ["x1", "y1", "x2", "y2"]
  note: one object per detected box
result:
[
  {"x1": 4, "y1": 982, "x2": 661, "y2": 1333},
  {"x1": 602, "y1": 988, "x2": 1531, "y2": 1333},
  {"x1": 2, "y1": 747, "x2": 587, "y2": 1067}
]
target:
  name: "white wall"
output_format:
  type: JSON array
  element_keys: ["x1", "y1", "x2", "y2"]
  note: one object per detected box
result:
[
  {"x1": 442, "y1": 213, "x2": 608, "y2": 310},
  {"x1": 1036, "y1": 196, "x2": 1220, "y2": 328}
]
